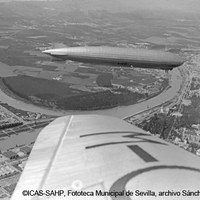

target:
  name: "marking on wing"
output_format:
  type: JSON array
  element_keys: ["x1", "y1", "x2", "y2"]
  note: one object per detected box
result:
[
  {"x1": 85, "y1": 132, "x2": 167, "y2": 149},
  {"x1": 109, "y1": 165, "x2": 200, "y2": 200},
  {"x1": 123, "y1": 134, "x2": 168, "y2": 145},
  {"x1": 127, "y1": 145, "x2": 158, "y2": 162},
  {"x1": 86, "y1": 141, "x2": 142, "y2": 149},
  {"x1": 84, "y1": 133, "x2": 165, "y2": 164},
  {"x1": 80, "y1": 131, "x2": 149, "y2": 138}
]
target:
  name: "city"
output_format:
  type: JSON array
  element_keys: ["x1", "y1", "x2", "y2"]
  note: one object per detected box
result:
[{"x1": 125, "y1": 53, "x2": 200, "y2": 157}]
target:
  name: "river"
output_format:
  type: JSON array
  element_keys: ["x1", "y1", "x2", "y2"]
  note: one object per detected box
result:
[
  {"x1": 0, "y1": 68, "x2": 182, "y2": 118},
  {"x1": 0, "y1": 68, "x2": 182, "y2": 151}
]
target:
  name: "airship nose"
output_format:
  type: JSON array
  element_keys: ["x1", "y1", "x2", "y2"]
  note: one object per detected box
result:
[
  {"x1": 42, "y1": 49, "x2": 53, "y2": 55},
  {"x1": 42, "y1": 48, "x2": 68, "y2": 56}
]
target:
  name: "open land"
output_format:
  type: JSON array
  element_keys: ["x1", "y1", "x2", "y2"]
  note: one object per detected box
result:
[{"x1": 0, "y1": 1, "x2": 174, "y2": 111}]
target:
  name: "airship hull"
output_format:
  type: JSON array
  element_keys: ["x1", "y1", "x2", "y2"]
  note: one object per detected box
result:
[{"x1": 43, "y1": 46, "x2": 185, "y2": 70}]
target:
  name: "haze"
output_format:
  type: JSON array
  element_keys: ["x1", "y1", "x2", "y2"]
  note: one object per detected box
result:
[{"x1": 1, "y1": 0, "x2": 200, "y2": 14}]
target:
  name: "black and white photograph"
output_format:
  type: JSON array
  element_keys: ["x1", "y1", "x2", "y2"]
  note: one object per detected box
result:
[{"x1": 0, "y1": 0, "x2": 200, "y2": 199}]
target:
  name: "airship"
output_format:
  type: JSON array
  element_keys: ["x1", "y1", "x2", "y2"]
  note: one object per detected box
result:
[{"x1": 43, "y1": 46, "x2": 185, "y2": 70}]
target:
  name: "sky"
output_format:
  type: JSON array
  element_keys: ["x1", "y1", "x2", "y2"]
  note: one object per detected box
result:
[
  {"x1": 68, "y1": 0, "x2": 200, "y2": 14},
  {"x1": 1, "y1": 0, "x2": 200, "y2": 14},
  {"x1": 121, "y1": 0, "x2": 200, "y2": 12}
]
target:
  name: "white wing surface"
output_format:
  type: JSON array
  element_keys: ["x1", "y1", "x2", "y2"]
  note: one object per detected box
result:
[{"x1": 11, "y1": 115, "x2": 200, "y2": 200}]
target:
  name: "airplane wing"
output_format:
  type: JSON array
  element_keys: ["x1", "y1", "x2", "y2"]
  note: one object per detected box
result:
[{"x1": 11, "y1": 115, "x2": 200, "y2": 200}]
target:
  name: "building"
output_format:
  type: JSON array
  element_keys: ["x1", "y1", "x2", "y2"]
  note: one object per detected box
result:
[
  {"x1": 20, "y1": 146, "x2": 31, "y2": 156},
  {"x1": 3, "y1": 151, "x2": 19, "y2": 160}
]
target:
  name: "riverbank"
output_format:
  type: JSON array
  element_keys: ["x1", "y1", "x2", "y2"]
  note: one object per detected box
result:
[
  {"x1": 0, "y1": 75, "x2": 168, "y2": 112},
  {"x1": 0, "y1": 68, "x2": 182, "y2": 119}
]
